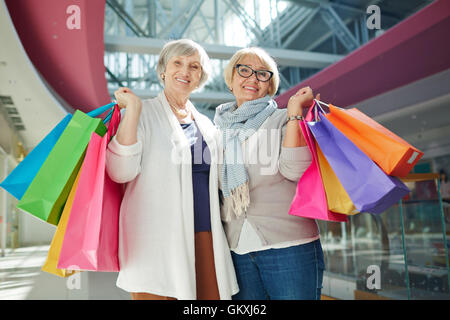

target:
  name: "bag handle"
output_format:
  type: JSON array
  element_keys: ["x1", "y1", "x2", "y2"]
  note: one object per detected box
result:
[
  {"x1": 314, "y1": 99, "x2": 346, "y2": 111},
  {"x1": 86, "y1": 102, "x2": 116, "y2": 118},
  {"x1": 305, "y1": 101, "x2": 316, "y2": 122},
  {"x1": 103, "y1": 108, "x2": 114, "y2": 124},
  {"x1": 314, "y1": 99, "x2": 327, "y2": 114},
  {"x1": 106, "y1": 104, "x2": 121, "y2": 139},
  {"x1": 306, "y1": 99, "x2": 334, "y2": 122},
  {"x1": 305, "y1": 100, "x2": 323, "y2": 122}
]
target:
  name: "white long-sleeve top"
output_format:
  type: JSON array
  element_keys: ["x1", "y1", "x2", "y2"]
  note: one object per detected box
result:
[{"x1": 105, "y1": 92, "x2": 239, "y2": 300}]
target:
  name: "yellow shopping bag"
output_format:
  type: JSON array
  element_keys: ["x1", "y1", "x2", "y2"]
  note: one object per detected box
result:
[
  {"x1": 41, "y1": 169, "x2": 83, "y2": 277},
  {"x1": 316, "y1": 142, "x2": 359, "y2": 215}
]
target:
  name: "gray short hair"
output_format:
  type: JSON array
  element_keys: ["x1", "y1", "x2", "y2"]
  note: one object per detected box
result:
[{"x1": 156, "y1": 39, "x2": 212, "y2": 88}]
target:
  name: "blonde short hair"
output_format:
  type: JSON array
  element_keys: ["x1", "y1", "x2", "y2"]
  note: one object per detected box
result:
[
  {"x1": 156, "y1": 39, "x2": 212, "y2": 88},
  {"x1": 223, "y1": 47, "x2": 280, "y2": 96}
]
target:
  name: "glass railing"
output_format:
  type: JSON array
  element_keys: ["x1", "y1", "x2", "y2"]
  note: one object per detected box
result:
[{"x1": 318, "y1": 173, "x2": 450, "y2": 300}]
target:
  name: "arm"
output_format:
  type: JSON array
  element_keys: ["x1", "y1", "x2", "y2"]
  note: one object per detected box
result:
[
  {"x1": 278, "y1": 123, "x2": 313, "y2": 182},
  {"x1": 282, "y1": 86, "x2": 318, "y2": 148},
  {"x1": 114, "y1": 87, "x2": 142, "y2": 145},
  {"x1": 105, "y1": 87, "x2": 145, "y2": 183},
  {"x1": 279, "y1": 87, "x2": 318, "y2": 181}
]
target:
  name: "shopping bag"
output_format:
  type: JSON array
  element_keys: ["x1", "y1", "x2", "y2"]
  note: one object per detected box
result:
[
  {"x1": 0, "y1": 103, "x2": 114, "y2": 200},
  {"x1": 16, "y1": 107, "x2": 111, "y2": 225},
  {"x1": 0, "y1": 115, "x2": 72, "y2": 200},
  {"x1": 315, "y1": 142, "x2": 359, "y2": 215},
  {"x1": 308, "y1": 112, "x2": 410, "y2": 214},
  {"x1": 325, "y1": 105, "x2": 423, "y2": 177},
  {"x1": 288, "y1": 116, "x2": 348, "y2": 222},
  {"x1": 41, "y1": 169, "x2": 83, "y2": 277},
  {"x1": 58, "y1": 105, "x2": 122, "y2": 271}
]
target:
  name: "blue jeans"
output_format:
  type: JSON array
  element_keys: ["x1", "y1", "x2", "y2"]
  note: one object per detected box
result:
[{"x1": 231, "y1": 239, "x2": 325, "y2": 300}]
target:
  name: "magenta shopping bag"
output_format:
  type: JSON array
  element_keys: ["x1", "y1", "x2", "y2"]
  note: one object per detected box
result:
[
  {"x1": 288, "y1": 117, "x2": 348, "y2": 222},
  {"x1": 58, "y1": 105, "x2": 123, "y2": 271},
  {"x1": 308, "y1": 111, "x2": 410, "y2": 214}
]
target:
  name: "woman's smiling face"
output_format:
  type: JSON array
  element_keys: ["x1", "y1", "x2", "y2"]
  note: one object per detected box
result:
[
  {"x1": 164, "y1": 52, "x2": 202, "y2": 95},
  {"x1": 230, "y1": 54, "x2": 271, "y2": 107}
]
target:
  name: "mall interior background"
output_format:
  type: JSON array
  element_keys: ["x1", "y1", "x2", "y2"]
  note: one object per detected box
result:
[{"x1": 0, "y1": 0, "x2": 449, "y2": 300}]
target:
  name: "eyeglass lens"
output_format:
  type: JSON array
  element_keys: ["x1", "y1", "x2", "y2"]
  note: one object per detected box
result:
[{"x1": 237, "y1": 64, "x2": 272, "y2": 82}]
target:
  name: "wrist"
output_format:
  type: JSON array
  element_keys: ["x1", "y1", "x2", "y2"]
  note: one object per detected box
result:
[
  {"x1": 287, "y1": 108, "x2": 302, "y2": 117},
  {"x1": 127, "y1": 101, "x2": 142, "y2": 111},
  {"x1": 287, "y1": 115, "x2": 303, "y2": 122}
]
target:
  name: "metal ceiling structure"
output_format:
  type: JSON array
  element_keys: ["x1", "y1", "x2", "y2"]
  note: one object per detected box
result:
[
  {"x1": 103, "y1": 0, "x2": 433, "y2": 112},
  {"x1": 0, "y1": 0, "x2": 438, "y2": 152}
]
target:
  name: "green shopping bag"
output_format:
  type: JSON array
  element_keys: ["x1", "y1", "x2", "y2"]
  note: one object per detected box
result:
[{"x1": 17, "y1": 110, "x2": 107, "y2": 225}]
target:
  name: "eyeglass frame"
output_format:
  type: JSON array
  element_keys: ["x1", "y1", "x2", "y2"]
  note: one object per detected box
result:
[{"x1": 235, "y1": 64, "x2": 274, "y2": 82}]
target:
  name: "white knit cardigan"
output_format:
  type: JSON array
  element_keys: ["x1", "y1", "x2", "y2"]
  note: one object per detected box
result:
[{"x1": 105, "y1": 92, "x2": 239, "y2": 300}]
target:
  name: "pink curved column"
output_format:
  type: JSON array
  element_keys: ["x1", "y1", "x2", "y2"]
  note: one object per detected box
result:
[{"x1": 6, "y1": 0, "x2": 110, "y2": 114}]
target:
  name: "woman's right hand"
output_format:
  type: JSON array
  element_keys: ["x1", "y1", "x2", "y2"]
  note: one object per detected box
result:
[
  {"x1": 113, "y1": 87, "x2": 142, "y2": 146},
  {"x1": 114, "y1": 87, "x2": 142, "y2": 112}
]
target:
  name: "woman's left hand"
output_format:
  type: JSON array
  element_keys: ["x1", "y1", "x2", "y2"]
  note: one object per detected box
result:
[{"x1": 287, "y1": 86, "x2": 320, "y2": 116}]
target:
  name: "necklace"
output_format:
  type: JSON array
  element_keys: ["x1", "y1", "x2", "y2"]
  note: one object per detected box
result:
[{"x1": 169, "y1": 103, "x2": 190, "y2": 118}]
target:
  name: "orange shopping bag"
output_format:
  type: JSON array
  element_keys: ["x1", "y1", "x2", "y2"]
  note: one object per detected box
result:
[{"x1": 324, "y1": 105, "x2": 423, "y2": 177}]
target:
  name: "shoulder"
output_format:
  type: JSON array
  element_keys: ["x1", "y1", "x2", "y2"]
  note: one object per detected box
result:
[
  {"x1": 142, "y1": 96, "x2": 161, "y2": 112},
  {"x1": 118, "y1": 97, "x2": 161, "y2": 129},
  {"x1": 271, "y1": 108, "x2": 287, "y2": 120},
  {"x1": 264, "y1": 108, "x2": 287, "y2": 129},
  {"x1": 136, "y1": 96, "x2": 163, "y2": 121}
]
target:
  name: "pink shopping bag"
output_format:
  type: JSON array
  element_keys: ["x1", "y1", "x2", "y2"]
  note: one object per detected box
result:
[
  {"x1": 58, "y1": 105, "x2": 123, "y2": 271},
  {"x1": 288, "y1": 106, "x2": 348, "y2": 222}
]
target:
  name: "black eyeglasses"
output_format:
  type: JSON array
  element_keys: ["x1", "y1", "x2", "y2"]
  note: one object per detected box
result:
[{"x1": 235, "y1": 64, "x2": 273, "y2": 82}]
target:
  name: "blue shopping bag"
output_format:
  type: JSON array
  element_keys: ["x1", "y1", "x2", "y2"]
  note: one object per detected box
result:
[
  {"x1": 308, "y1": 111, "x2": 410, "y2": 214},
  {"x1": 0, "y1": 103, "x2": 115, "y2": 200}
]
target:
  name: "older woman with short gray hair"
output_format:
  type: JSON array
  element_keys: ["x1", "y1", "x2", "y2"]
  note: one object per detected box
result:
[{"x1": 105, "y1": 39, "x2": 239, "y2": 300}]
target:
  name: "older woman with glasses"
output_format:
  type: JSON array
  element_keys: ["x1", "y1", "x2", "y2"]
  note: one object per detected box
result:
[
  {"x1": 105, "y1": 39, "x2": 239, "y2": 300},
  {"x1": 214, "y1": 47, "x2": 325, "y2": 300}
]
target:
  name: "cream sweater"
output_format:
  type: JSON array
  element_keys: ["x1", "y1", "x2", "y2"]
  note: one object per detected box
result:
[{"x1": 218, "y1": 109, "x2": 319, "y2": 249}]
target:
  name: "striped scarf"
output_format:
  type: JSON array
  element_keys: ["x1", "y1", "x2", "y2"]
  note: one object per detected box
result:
[{"x1": 214, "y1": 95, "x2": 277, "y2": 220}]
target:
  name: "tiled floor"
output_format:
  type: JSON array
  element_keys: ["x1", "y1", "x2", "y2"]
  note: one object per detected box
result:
[{"x1": 0, "y1": 245, "x2": 49, "y2": 300}]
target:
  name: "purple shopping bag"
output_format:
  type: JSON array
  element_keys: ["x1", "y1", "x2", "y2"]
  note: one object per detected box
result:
[
  {"x1": 288, "y1": 118, "x2": 348, "y2": 222},
  {"x1": 307, "y1": 112, "x2": 409, "y2": 214}
]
